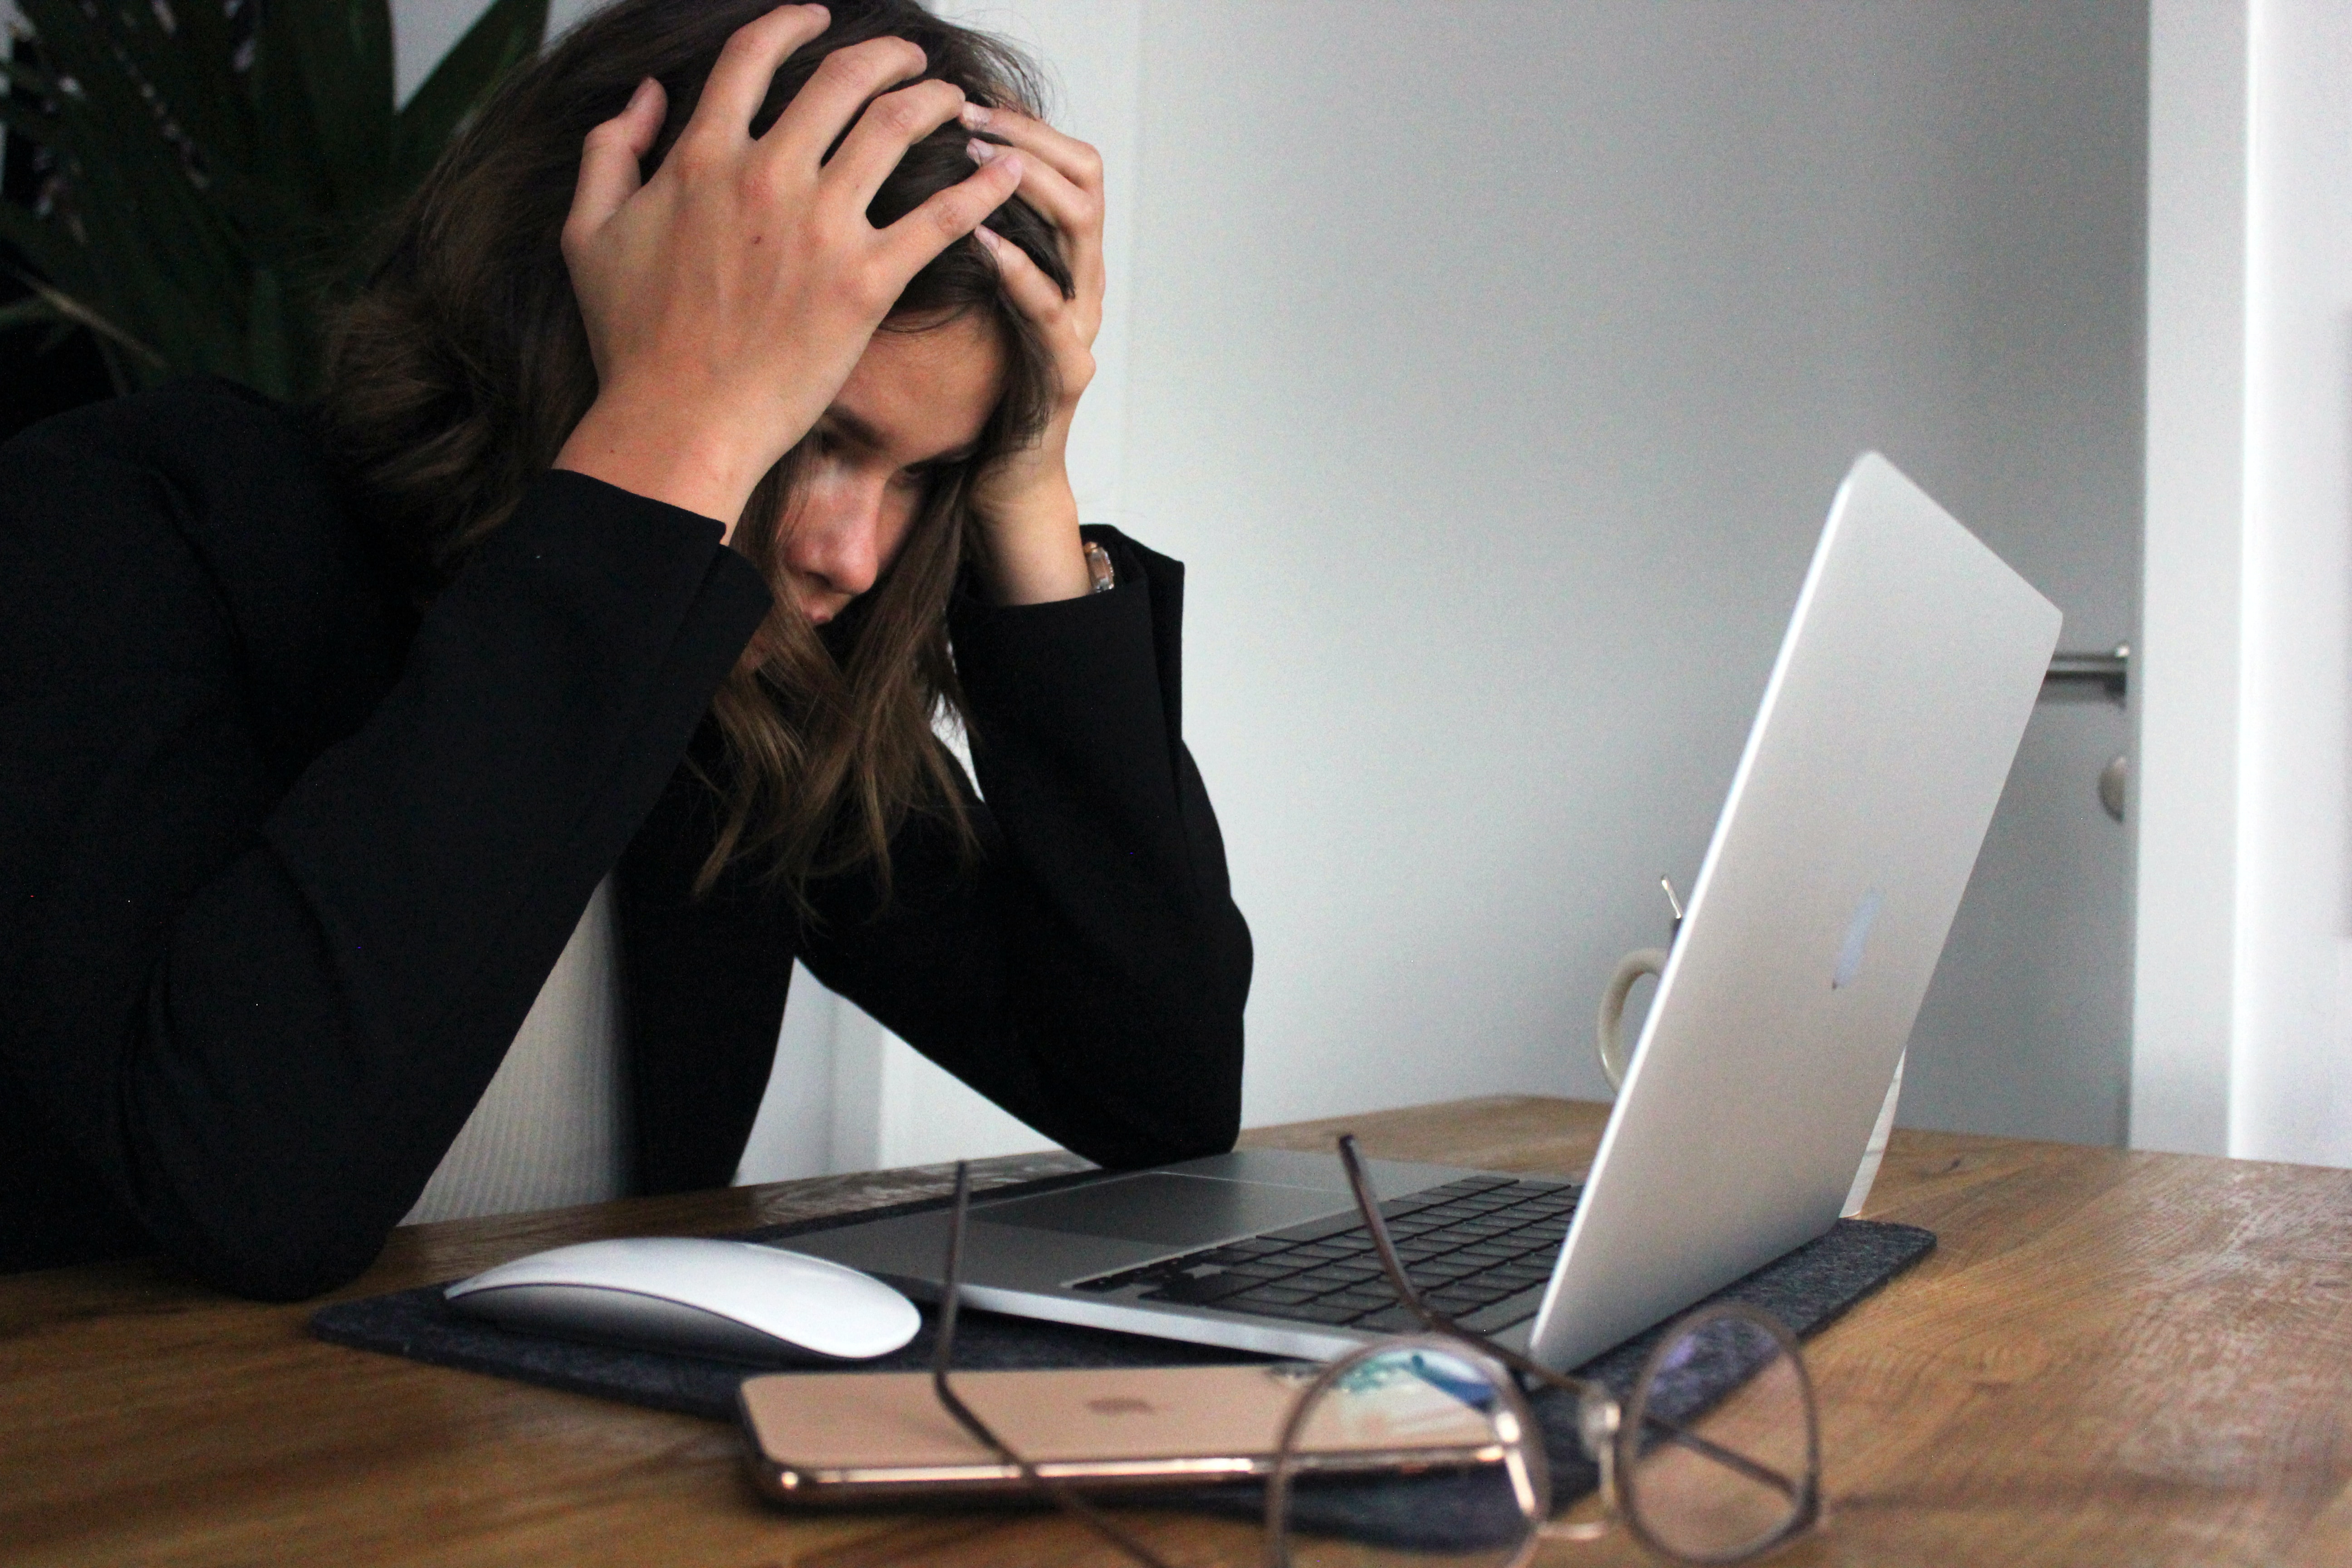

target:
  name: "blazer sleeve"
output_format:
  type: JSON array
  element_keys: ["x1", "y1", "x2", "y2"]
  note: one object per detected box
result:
[
  {"x1": 0, "y1": 422, "x2": 770, "y2": 1299},
  {"x1": 796, "y1": 528, "x2": 1253, "y2": 1169}
]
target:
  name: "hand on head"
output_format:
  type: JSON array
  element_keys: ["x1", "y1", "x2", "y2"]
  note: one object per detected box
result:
[
  {"x1": 551, "y1": 5, "x2": 1024, "y2": 540},
  {"x1": 960, "y1": 101, "x2": 1109, "y2": 605}
]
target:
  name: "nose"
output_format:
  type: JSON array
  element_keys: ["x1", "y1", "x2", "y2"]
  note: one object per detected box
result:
[{"x1": 785, "y1": 471, "x2": 889, "y2": 611}]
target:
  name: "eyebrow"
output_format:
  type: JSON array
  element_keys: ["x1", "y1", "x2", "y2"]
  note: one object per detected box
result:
[{"x1": 818, "y1": 408, "x2": 982, "y2": 470}]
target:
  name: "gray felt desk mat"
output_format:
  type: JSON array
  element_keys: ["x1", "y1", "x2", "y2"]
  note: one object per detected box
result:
[{"x1": 313, "y1": 1175, "x2": 1933, "y2": 1548}]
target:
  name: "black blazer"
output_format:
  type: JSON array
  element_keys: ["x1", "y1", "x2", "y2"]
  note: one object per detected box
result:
[{"x1": 0, "y1": 380, "x2": 1250, "y2": 1299}]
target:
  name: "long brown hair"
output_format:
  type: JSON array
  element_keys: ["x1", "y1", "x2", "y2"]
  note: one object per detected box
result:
[{"x1": 320, "y1": 0, "x2": 1072, "y2": 905}]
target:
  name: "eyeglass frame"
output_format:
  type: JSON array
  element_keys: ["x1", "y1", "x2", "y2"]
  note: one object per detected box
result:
[{"x1": 922, "y1": 1138, "x2": 1822, "y2": 1568}]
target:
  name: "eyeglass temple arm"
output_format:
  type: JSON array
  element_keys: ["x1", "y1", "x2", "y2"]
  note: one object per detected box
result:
[
  {"x1": 1336, "y1": 1133, "x2": 1552, "y2": 1377},
  {"x1": 1336, "y1": 1136, "x2": 1800, "y2": 1498},
  {"x1": 929, "y1": 1163, "x2": 1184, "y2": 1568}
]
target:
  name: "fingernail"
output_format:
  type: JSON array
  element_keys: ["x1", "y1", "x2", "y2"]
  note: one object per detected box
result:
[
  {"x1": 974, "y1": 224, "x2": 1003, "y2": 250},
  {"x1": 996, "y1": 151, "x2": 1024, "y2": 181},
  {"x1": 960, "y1": 103, "x2": 991, "y2": 130},
  {"x1": 965, "y1": 137, "x2": 996, "y2": 166},
  {"x1": 628, "y1": 76, "x2": 657, "y2": 111}
]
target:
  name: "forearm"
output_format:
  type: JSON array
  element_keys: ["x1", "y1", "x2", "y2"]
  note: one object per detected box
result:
[
  {"x1": 1, "y1": 467, "x2": 769, "y2": 1297},
  {"x1": 971, "y1": 461, "x2": 1092, "y2": 607},
  {"x1": 801, "y1": 530, "x2": 1252, "y2": 1166}
]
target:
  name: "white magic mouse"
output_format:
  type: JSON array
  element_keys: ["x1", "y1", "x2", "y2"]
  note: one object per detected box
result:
[{"x1": 445, "y1": 1237, "x2": 921, "y2": 1363}]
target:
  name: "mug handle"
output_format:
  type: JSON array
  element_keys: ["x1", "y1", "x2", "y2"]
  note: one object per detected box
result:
[
  {"x1": 1595, "y1": 947, "x2": 1669, "y2": 1090},
  {"x1": 1593, "y1": 944, "x2": 1908, "y2": 1214}
]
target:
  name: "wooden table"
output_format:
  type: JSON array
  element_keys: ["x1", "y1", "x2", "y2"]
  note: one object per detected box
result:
[{"x1": 7, "y1": 1096, "x2": 2352, "y2": 1566}]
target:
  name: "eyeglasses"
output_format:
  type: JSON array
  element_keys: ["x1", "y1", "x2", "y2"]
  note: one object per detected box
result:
[{"x1": 926, "y1": 1138, "x2": 1821, "y2": 1566}]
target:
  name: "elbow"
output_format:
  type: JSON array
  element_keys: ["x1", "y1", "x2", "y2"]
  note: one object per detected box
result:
[
  {"x1": 127, "y1": 1160, "x2": 394, "y2": 1302},
  {"x1": 183, "y1": 1228, "x2": 385, "y2": 1303},
  {"x1": 1071, "y1": 1008, "x2": 1246, "y2": 1173}
]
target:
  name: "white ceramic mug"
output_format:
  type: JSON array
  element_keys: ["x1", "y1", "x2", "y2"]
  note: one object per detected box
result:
[
  {"x1": 1593, "y1": 946, "x2": 1906, "y2": 1219},
  {"x1": 1594, "y1": 947, "x2": 1669, "y2": 1092}
]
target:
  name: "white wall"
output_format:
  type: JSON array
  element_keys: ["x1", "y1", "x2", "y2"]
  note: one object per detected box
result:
[{"x1": 2136, "y1": 0, "x2": 2352, "y2": 1165}]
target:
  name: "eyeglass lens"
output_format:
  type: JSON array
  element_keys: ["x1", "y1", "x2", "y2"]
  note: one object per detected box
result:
[
  {"x1": 1269, "y1": 1338, "x2": 1548, "y2": 1568},
  {"x1": 1617, "y1": 1308, "x2": 1817, "y2": 1563}
]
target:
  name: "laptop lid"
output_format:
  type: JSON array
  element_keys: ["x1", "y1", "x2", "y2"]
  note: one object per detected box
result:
[{"x1": 1525, "y1": 451, "x2": 2060, "y2": 1369}]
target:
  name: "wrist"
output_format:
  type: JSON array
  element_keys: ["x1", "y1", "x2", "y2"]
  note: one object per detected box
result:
[
  {"x1": 974, "y1": 473, "x2": 1090, "y2": 606},
  {"x1": 553, "y1": 395, "x2": 778, "y2": 539}
]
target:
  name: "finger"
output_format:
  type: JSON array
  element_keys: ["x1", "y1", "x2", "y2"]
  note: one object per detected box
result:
[
  {"x1": 975, "y1": 224, "x2": 1069, "y2": 326},
  {"x1": 686, "y1": 5, "x2": 832, "y2": 147},
  {"x1": 824, "y1": 79, "x2": 970, "y2": 209},
  {"x1": 764, "y1": 34, "x2": 928, "y2": 162},
  {"x1": 960, "y1": 102, "x2": 1101, "y2": 192},
  {"x1": 872, "y1": 153, "x2": 1023, "y2": 285},
  {"x1": 565, "y1": 76, "x2": 666, "y2": 245},
  {"x1": 967, "y1": 136, "x2": 1091, "y2": 240},
  {"x1": 970, "y1": 140, "x2": 1100, "y2": 311}
]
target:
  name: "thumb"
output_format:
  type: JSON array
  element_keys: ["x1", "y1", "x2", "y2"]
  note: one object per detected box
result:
[{"x1": 566, "y1": 78, "x2": 665, "y2": 245}]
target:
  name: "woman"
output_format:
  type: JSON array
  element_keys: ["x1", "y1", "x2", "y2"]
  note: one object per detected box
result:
[{"x1": 0, "y1": 0, "x2": 1250, "y2": 1298}]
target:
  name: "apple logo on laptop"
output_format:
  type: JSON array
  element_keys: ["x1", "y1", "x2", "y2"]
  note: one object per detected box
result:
[{"x1": 1833, "y1": 890, "x2": 1883, "y2": 990}]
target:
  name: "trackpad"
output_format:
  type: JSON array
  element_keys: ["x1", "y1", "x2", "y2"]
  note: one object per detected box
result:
[{"x1": 974, "y1": 1173, "x2": 1349, "y2": 1248}]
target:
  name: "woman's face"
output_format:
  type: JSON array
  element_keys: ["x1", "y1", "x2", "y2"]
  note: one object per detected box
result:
[{"x1": 779, "y1": 313, "x2": 1006, "y2": 626}]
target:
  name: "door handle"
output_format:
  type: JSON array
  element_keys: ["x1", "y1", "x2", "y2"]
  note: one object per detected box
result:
[
  {"x1": 2043, "y1": 644, "x2": 2128, "y2": 702},
  {"x1": 2038, "y1": 644, "x2": 2131, "y2": 823}
]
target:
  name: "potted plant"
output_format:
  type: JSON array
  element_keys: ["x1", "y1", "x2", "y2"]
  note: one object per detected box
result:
[{"x1": 0, "y1": 0, "x2": 545, "y2": 403}]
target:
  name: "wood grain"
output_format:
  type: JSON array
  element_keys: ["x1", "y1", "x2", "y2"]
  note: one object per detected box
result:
[{"x1": 5, "y1": 1097, "x2": 2351, "y2": 1566}]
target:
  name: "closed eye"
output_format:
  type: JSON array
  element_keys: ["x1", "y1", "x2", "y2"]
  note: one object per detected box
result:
[{"x1": 897, "y1": 451, "x2": 975, "y2": 489}]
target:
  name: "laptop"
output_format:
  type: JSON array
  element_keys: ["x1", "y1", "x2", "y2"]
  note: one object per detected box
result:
[{"x1": 794, "y1": 452, "x2": 2062, "y2": 1372}]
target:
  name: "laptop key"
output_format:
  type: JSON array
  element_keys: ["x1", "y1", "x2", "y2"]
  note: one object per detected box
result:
[
  {"x1": 1301, "y1": 1267, "x2": 1381, "y2": 1286},
  {"x1": 1140, "y1": 1271, "x2": 1261, "y2": 1305},
  {"x1": 1259, "y1": 1301, "x2": 1362, "y2": 1326},
  {"x1": 1219, "y1": 1284, "x2": 1320, "y2": 1308},
  {"x1": 1263, "y1": 1213, "x2": 1368, "y2": 1245},
  {"x1": 1352, "y1": 1305, "x2": 1426, "y2": 1333},
  {"x1": 1459, "y1": 1288, "x2": 1548, "y2": 1335},
  {"x1": 1328, "y1": 1291, "x2": 1397, "y2": 1313}
]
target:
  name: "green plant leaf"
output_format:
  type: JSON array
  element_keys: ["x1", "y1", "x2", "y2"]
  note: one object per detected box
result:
[
  {"x1": 37, "y1": 81, "x2": 251, "y2": 353},
  {"x1": 244, "y1": 0, "x2": 335, "y2": 218},
  {"x1": 0, "y1": 200, "x2": 88, "y2": 299},
  {"x1": 265, "y1": 0, "x2": 397, "y2": 211},
  {"x1": 110, "y1": 0, "x2": 256, "y2": 173},
  {"x1": 4, "y1": 0, "x2": 533, "y2": 401},
  {"x1": 0, "y1": 51, "x2": 60, "y2": 99},
  {"x1": 393, "y1": 0, "x2": 546, "y2": 189},
  {"x1": 0, "y1": 293, "x2": 63, "y2": 333},
  {"x1": 245, "y1": 262, "x2": 292, "y2": 399},
  {"x1": 0, "y1": 265, "x2": 164, "y2": 369},
  {"x1": 9, "y1": 0, "x2": 250, "y2": 338},
  {"x1": 0, "y1": 90, "x2": 64, "y2": 162}
]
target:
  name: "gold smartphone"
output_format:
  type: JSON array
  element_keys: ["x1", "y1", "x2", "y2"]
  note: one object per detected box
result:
[{"x1": 737, "y1": 1362, "x2": 1498, "y2": 1504}]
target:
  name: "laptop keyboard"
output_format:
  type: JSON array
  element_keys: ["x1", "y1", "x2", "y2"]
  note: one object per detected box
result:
[{"x1": 1068, "y1": 1173, "x2": 1580, "y2": 1335}]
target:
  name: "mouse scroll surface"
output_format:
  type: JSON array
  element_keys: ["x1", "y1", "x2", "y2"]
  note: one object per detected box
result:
[{"x1": 446, "y1": 1238, "x2": 921, "y2": 1364}]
